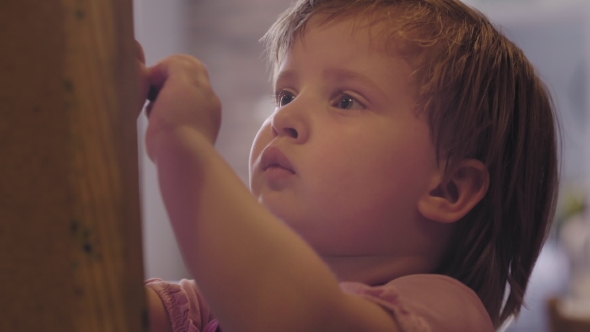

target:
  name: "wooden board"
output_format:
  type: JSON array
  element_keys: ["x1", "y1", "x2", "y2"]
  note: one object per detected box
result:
[{"x1": 0, "y1": 0, "x2": 146, "y2": 331}]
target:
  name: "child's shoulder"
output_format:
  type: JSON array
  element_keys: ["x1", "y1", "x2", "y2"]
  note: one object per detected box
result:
[
  {"x1": 340, "y1": 274, "x2": 495, "y2": 332},
  {"x1": 146, "y1": 278, "x2": 219, "y2": 332}
]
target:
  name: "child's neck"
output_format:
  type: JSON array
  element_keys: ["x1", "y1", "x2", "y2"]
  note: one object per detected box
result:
[{"x1": 323, "y1": 254, "x2": 437, "y2": 285}]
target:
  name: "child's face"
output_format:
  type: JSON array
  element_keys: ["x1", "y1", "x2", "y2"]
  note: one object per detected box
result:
[{"x1": 249, "y1": 15, "x2": 441, "y2": 274}]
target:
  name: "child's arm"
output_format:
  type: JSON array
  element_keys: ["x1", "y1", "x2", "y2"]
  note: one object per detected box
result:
[
  {"x1": 145, "y1": 55, "x2": 400, "y2": 332},
  {"x1": 146, "y1": 287, "x2": 173, "y2": 332}
]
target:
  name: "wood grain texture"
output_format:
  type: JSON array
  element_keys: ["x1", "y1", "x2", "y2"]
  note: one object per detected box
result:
[{"x1": 0, "y1": 0, "x2": 146, "y2": 331}]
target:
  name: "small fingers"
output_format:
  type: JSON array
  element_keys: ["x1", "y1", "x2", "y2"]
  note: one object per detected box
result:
[
  {"x1": 148, "y1": 55, "x2": 211, "y2": 91},
  {"x1": 134, "y1": 40, "x2": 146, "y2": 65},
  {"x1": 145, "y1": 55, "x2": 213, "y2": 119}
]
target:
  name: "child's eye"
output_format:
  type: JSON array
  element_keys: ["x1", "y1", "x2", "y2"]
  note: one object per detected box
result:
[
  {"x1": 276, "y1": 90, "x2": 295, "y2": 107},
  {"x1": 334, "y1": 94, "x2": 365, "y2": 110}
]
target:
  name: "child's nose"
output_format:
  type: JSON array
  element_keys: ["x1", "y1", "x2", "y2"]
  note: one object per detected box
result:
[
  {"x1": 272, "y1": 126, "x2": 299, "y2": 139},
  {"x1": 270, "y1": 102, "x2": 308, "y2": 143}
]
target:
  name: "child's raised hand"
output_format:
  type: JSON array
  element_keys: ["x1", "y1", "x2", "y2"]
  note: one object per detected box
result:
[{"x1": 143, "y1": 55, "x2": 221, "y2": 161}]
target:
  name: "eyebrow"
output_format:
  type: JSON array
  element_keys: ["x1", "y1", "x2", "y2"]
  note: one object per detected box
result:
[
  {"x1": 323, "y1": 68, "x2": 382, "y2": 91},
  {"x1": 274, "y1": 69, "x2": 298, "y2": 87},
  {"x1": 275, "y1": 68, "x2": 387, "y2": 98}
]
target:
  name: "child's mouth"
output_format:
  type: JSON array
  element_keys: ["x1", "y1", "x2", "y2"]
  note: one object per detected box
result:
[{"x1": 260, "y1": 146, "x2": 295, "y2": 174}]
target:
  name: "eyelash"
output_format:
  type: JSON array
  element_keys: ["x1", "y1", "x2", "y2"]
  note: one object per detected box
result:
[
  {"x1": 332, "y1": 93, "x2": 365, "y2": 111},
  {"x1": 274, "y1": 89, "x2": 366, "y2": 111},
  {"x1": 275, "y1": 90, "x2": 295, "y2": 108}
]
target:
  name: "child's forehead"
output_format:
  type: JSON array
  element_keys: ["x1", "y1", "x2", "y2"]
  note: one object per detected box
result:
[{"x1": 273, "y1": 12, "x2": 414, "y2": 81}]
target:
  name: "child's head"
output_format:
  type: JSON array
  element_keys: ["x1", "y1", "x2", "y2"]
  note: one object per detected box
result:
[{"x1": 256, "y1": 0, "x2": 559, "y2": 328}]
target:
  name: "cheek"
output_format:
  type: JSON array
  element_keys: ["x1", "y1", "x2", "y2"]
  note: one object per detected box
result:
[
  {"x1": 306, "y1": 136, "x2": 434, "y2": 212},
  {"x1": 249, "y1": 122, "x2": 272, "y2": 187}
]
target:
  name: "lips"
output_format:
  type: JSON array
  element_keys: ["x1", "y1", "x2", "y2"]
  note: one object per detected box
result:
[{"x1": 260, "y1": 146, "x2": 295, "y2": 174}]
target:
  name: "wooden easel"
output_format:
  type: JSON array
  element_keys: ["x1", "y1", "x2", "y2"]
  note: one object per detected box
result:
[{"x1": 0, "y1": 0, "x2": 146, "y2": 331}]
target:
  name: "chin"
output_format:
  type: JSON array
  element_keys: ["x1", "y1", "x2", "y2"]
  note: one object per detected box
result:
[{"x1": 257, "y1": 196, "x2": 293, "y2": 222}]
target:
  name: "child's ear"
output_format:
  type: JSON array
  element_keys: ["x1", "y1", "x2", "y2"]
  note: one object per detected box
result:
[{"x1": 417, "y1": 159, "x2": 489, "y2": 223}]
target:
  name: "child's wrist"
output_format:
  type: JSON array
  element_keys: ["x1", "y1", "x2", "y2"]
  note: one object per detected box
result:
[{"x1": 147, "y1": 124, "x2": 214, "y2": 163}]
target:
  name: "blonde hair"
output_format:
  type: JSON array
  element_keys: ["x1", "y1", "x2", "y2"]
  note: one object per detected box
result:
[{"x1": 262, "y1": 0, "x2": 559, "y2": 328}]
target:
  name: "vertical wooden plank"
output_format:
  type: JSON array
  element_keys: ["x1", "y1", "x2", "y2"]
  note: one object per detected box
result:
[
  {"x1": 0, "y1": 2, "x2": 73, "y2": 330},
  {"x1": 0, "y1": 0, "x2": 146, "y2": 331},
  {"x1": 65, "y1": 0, "x2": 147, "y2": 330},
  {"x1": 62, "y1": 0, "x2": 146, "y2": 330}
]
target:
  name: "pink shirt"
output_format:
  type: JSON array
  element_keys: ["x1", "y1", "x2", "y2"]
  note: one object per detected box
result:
[{"x1": 146, "y1": 274, "x2": 494, "y2": 332}]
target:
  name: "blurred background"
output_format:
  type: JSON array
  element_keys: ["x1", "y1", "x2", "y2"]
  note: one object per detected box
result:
[{"x1": 134, "y1": 0, "x2": 590, "y2": 331}]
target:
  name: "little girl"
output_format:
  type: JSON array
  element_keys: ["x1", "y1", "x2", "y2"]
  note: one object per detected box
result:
[{"x1": 139, "y1": 0, "x2": 559, "y2": 331}]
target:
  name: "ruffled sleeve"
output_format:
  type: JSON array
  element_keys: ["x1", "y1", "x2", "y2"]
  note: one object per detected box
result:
[
  {"x1": 146, "y1": 278, "x2": 220, "y2": 332},
  {"x1": 340, "y1": 274, "x2": 494, "y2": 332}
]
